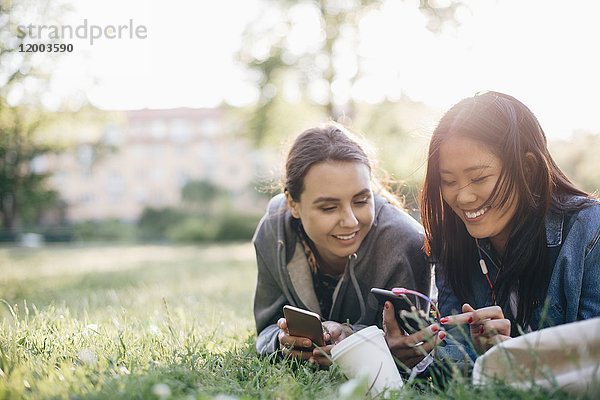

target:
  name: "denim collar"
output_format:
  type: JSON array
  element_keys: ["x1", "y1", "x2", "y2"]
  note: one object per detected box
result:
[
  {"x1": 545, "y1": 208, "x2": 564, "y2": 247},
  {"x1": 476, "y1": 208, "x2": 565, "y2": 252}
]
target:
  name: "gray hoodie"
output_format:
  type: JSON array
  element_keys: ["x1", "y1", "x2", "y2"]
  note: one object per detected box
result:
[{"x1": 252, "y1": 193, "x2": 432, "y2": 355}]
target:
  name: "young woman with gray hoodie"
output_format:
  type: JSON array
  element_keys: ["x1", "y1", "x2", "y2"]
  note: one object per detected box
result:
[{"x1": 252, "y1": 123, "x2": 442, "y2": 368}]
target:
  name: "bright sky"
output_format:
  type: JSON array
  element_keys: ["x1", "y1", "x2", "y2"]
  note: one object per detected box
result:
[{"x1": 37, "y1": 0, "x2": 600, "y2": 139}]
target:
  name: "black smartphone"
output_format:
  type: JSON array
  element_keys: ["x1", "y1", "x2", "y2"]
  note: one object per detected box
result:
[
  {"x1": 282, "y1": 305, "x2": 325, "y2": 347},
  {"x1": 370, "y1": 288, "x2": 431, "y2": 333}
]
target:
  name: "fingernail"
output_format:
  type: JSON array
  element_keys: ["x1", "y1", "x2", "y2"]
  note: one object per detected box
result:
[
  {"x1": 440, "y1": 317, "x2": 449, "y2": 324},
  {"x1": 384, "y1": 302, "x2": 389, "y2": 310},
  {"x1": 431, "y1": 325, "x2": 438, "y2": 333},
  {"x1": 304, "y1": 340, "x2": 312, "y2": 347},
  {"x1": 438, "y1": 332, "x2": 446, "y2": 340},
  {"x1": 467, "y1": 316, "x2": 473, "y2": 323},
  {"x1": 479, "y1": 326, "x2": 485, "y2": 334}
]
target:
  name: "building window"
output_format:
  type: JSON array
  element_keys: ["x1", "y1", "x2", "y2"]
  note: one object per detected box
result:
[
  {"x1": 107, "y1": 171, "x2": 124, "y2": 195},
  {"x1": 152, "y1": 168, "x2": 165, "y2": 182},
  {"x1": 199, "y1": 118, "x2": 219, "y2": 137},
  {"x1": 151, "y1": 119, "x2": 167, "y2": 139},
  {"x1": 134, "y1": 188, "x2": 148, "y2": 203},
  {"x1": 171, "y1": 118, "x2": 191, "y2": 144}
]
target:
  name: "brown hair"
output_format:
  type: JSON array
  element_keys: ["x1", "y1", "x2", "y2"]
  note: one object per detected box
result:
[
  {"x1": 284, "y1": 122, "x2": 402, "y2": 208},
  {"x1": 421, "y1": 91, "x2": 590, "y2": 329}
]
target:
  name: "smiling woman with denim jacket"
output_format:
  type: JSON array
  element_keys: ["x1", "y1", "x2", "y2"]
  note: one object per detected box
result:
[{"x1": 383, "y1": 91, "x2": 600, "y2": 369}]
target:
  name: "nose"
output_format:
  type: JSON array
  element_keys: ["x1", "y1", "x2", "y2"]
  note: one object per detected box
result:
[
  {"x1": 456, "y1": 184, "x2": 477, "y2": 206},
  {"x1": 340, "y1": 207, "x2": 359, "y2": 228}
]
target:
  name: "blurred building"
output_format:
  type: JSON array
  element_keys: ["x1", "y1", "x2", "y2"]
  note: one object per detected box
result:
[{"x1": 44, "y1": 108, "x2": 262, "y2": 222}]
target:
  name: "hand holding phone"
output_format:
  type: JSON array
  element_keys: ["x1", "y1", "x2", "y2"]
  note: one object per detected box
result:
[
  {"x1": 282, "y1": 305, "x2": 325, "y2": 347},
  {"x1": 370, "y1": 288, "x2": 431, "y2": 333}
]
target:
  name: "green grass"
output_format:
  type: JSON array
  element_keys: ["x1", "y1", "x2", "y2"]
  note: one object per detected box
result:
[{"x1": 0, "y1": 244, "x2": 589, "y2": 399}]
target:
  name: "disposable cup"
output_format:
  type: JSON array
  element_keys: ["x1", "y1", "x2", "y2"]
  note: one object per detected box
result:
[{"x1": 331, "y1": 325, "x2": 403, "y2": 396}]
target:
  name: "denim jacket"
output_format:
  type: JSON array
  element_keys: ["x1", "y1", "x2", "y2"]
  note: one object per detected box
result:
[{"x1": 437, "y1": 198, "x2": 600, "y2": 363}]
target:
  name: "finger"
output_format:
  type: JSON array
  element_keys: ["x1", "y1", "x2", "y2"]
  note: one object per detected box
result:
[
  {"x1": 383, "y1": 301, "x2": 405, "y2": 337},
  {"x1": 469, "y1": 305, "x2": 505, "y2": 324},
  {"x1": 407, "y1": 324, "x2": 442, "y2": 346},
  {"x1": 280, "y1": 334, "x2": 313, "y2": 349},
  {"x1": 441, "y1": 304, "x2": 505, "y2": 326},
  {"x1": 462, "y1": 303, "x2": 475, "y2": 313},
  {"x1": 311, "y1": 354, "x2": 333, "y2": 367},
  {"x1": 312, "y1": 345, "x2": 334, "y2": 367},
  {"x1": 277, "y1": 318, "x2": 288, "y2": 330},
  {"x1": 284, "y1": 348, "x2": 314, "y2": 361},
  {"x1": 398, "y1": 331, "x2": 446, "y2": 367},
  {"x1": 324, "y1": 323, "x2": 342, "y2": 342},
  {"x1": 476, "y1": 333, "x2": 510, "y2": 353},
  {"x1": 480, "y1": 319, "x2": 511, "y2": 337},
  {"x1": 387, "y1": 328, "x2": 444, "y2": 365},
  {"x1": 490, "y1": 334, "x2": 512, "y2": 345},
  {"x1": 313, "y1": 344, "x2": 333, "y2": 358},
  {"x1": 439, "y1": 311, "x2": 473, "y2": 325}
]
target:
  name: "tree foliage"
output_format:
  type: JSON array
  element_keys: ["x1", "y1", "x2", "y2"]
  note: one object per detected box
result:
[
  {"x1": 0, "y1": 0, "x2": 65, "y2": 233},
  {"x1": 549, "y1": 132, "x2": 600, "y2": 195},
  {"x1": 238, "y1": 0, "x2": 463, "y2": 146}
]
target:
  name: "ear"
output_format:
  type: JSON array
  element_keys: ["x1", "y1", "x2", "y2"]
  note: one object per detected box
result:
[{"x1": 285, "y1": 191, "x2": 301, "y2": 219}]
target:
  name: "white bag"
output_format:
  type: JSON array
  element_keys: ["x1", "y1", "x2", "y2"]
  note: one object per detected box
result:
[{"x1": 472, "y1": 317, "x2": 600, "y2": 395}]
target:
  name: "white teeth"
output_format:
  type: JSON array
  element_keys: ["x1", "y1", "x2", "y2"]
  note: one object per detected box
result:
[
  {"x1": 334, "y1": 232, "x2": 357, "y2": 240},
  {"x1": 465, "y1": 207, "x2": 489, "y2": 219}
]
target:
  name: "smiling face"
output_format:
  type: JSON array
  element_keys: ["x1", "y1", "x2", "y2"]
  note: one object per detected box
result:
[
  {"x1": 286, "y1": 161, "x2": 375, "y2": 273},
  {"x1": 438, "y1": 136, "x2": 518, "y2": 256}
]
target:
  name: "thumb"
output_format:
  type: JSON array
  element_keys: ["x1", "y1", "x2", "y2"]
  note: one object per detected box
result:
[
  {"x1": 382, "y1": 301, "x2": 404, "y2": 336},
  {"x1": 277, "y1": 318, "x2": 288, "y2": 330}
]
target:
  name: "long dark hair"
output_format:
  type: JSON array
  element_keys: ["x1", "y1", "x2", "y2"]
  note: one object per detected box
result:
[{"x1": 421, "y1": 91, "x2": 590, "y2": 329}]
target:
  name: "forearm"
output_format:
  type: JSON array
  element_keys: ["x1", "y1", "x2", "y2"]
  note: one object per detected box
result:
[{"x1": 256, "y1": 324, "x2": 280, "y2": 355}]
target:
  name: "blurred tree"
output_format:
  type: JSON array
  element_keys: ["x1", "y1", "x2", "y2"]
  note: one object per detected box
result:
[
  {"x1": 238, "y1": 0, "x2": 463, "y2": 146},
  {"x1": 549, "y1": 132, "x2": 600, "y2": 195},
  {"x1": 181, "y1": 180, "x2": 224, "y2": 205},
  {"x1": 0, "y1": 0, "x2": 67, "y2": 235}
]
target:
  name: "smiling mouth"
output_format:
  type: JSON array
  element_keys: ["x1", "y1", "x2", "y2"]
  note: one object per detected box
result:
[
  {"x1": 332, "y1": 232, "x2": 357, "y2": 240},
  {"x1": 464, "y1": 207, "x2": 490, "y2": 219}
]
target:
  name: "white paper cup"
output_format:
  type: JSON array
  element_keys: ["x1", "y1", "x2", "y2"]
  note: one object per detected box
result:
[{"x1": 331, "y1": 325, "x2": 403, "y2": 396}]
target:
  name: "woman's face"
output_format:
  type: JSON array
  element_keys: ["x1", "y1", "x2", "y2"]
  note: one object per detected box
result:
[
  {"x1": 438, "y1": 135, "x2": 518, "y2": 255},
  {"x1": 286, "y1": 161, "x2": 375, "y2": 271}
]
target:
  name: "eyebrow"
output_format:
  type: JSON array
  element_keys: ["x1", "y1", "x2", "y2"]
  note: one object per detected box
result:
[
  {"x1": 312, "y1": 188, "x2": 371, "y2": 204},
  {"x1": 440, "y1": 165, "x2": 492, "y2": 174}
]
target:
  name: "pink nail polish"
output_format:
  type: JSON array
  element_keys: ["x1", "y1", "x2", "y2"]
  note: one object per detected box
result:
[
  {"x1": 384, "y1": 302, "x2": 389, "y2": 310},
  {"x1": 440, "y1": 317, "x2": 449, "y2": 324},
  {"x1": 467, "y1": 316, "x2": 473, "y2": 323},
  {"x1": 431, "y1": 325, "x2": 438, "y2": 333},
  {"x1": 439, "y1": 331, "x2": 446, "y2": 340}
]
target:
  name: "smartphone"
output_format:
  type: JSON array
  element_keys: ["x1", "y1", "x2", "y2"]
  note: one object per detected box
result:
[
  {"x1": 370, "y1": 288, "x2": 431, "y2": 333},
  {"x1": 282, "y1": 305, "x2": 325, "y2": 347}
]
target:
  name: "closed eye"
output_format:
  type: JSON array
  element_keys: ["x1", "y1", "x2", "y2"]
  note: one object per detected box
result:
[
  {"x1": 321, "y1": 206, "x2": 336, "y2": 212},
  {"x1": 354, "y1": 196, "x2": 370, "y2": 205},
  {"x1": 472, "y1": 176, "x2": 490, "y2": 184}
]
